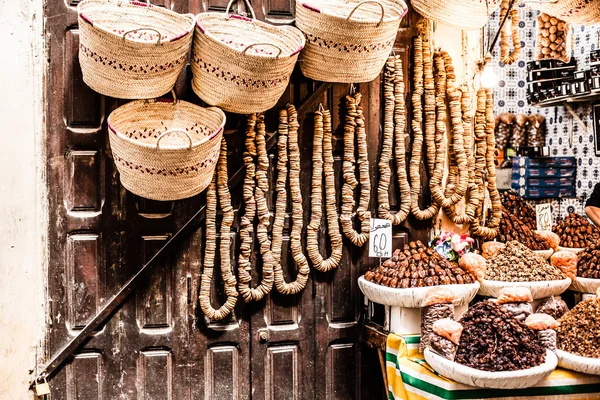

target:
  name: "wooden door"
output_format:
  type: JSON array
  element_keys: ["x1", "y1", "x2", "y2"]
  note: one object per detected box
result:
[{"x1": 44, "y1": 0, "x2": 422, "y2": 398}]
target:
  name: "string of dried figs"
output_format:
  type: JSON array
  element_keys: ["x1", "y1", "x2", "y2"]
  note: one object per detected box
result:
[
  {"x1": 271, "y1": 105, "x2": 311, "y2": 295},
  {"x1": 363, "y1": 241, "x2": 476, "y2": 288},
  {"x1": 378, "y1": 56, "x2": 411, "y2": 225},
  {"x1": 576, "y1": 242, "x2": 600, "y2": 279},
  {"x1": 556, "y1": 297, "x2": 600, "y2": 358},
  {"x1": 307, "y1": 106, "x2": 343, "y2": 272},
  {"x1": 238, "y1": 114, "x2": 274, "y2": 302},
  {"x1": 340, "y1": 92, "x2": 371, "y2": 246},
  {"x1": 499, "y1": 0, "x2": 521, "y2": 65},
  {"x1": 409, "y1": 24, "x2": 440, "y2": 220},
  {"x1": 199, "y1": 138, "x2": 238, "y2": 320},
  {"x1": 553, "y1": 212, "x2": 600, "y2": 249},
  {"x1": 485, "y1": 241, "x2": 565, "y2": 282},
  {"x1": 456, "y1": 301, "x2": 546, "y2": 371}
]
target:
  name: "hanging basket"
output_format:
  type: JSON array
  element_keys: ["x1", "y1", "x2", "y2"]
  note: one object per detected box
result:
[
  {"x1": 295, "y1": 0, "x2": 408, "y2": 83},
  {"x1": 191, "y1": 0, "x2": 305, "y2": 114},
  {"x1": 107, "y1": 97, "x2": 225, "y2": 201},
  {"x1": 526, "y1": 0, "x2": 600, "y2": 26},
  {"x1": 411, "y1": 0, "x2": 501, "y2": 31},
  {"x1": 77, "y1": 0, "x2": 195, "y2": 99}
]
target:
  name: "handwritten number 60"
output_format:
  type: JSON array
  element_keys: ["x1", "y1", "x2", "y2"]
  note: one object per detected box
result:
[{"x1": 373, "y1": 234, "x2": 387, "y2": 255}]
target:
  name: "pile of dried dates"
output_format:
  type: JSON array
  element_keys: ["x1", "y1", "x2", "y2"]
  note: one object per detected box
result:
[
  {"x1": 553, "y1": 212, "x2": 600, "y2": 249},
  {"x1": 500, "y1": 191, "x2": 536, "y2": 229},
  {"x1": 497, "y1": 211, "x2": 550, "y2": 250},
  {"x1": 577, "y1": 242, "x2": 600, "y2": 279},
  {"x1": 456, "y1": 301, "x2": 546, "y2": 371},
  {"x1": 486, "y1": 241, "x2": 565, "y2": 282},
  {"x1": 363, "y1": 241, "x2": 476, "y2": 288},
  {"x1": 557, "y1": 298, "x2": 600, "y2": 358}
]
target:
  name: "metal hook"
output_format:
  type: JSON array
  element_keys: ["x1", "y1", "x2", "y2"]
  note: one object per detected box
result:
[{"x1": 349, "y1": 83, "x2": 356, "y2": 95}]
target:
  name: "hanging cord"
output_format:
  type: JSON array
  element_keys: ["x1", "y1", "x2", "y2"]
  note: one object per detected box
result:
[{"x1": 199, "y1": 137, "x2": 238, "y2": 320}]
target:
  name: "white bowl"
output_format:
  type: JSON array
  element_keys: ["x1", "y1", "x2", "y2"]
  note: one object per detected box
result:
[
  {"x1": 569, "y1": 277, "x2": 600, "y2": 294},
  {"x1": 558, "y1": 246, "x2": 586, "y2": 254},
  {"x1": 425, "y1": 348, "x2": 558, "y2": 389},
  {"x1": 557, "y1": 349, "x2": 600, "y2": 375},
  {"x1": 478, "y1": 278, "x2": 572, "y2": 300},
  {"x1": 357, "y1": 276, "x2": 480, "y2": 308},
  {"x1": 533, "y1": 249, "x2": 554, "y2": 260}
]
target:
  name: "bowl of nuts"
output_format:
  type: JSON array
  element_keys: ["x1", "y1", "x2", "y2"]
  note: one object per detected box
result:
[{"x1": 425, "y1": 348, "x2": 558, "y2": 389}]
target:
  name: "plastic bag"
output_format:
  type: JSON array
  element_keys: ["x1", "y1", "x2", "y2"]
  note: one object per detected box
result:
[
  {"x1": 501, "y1": 302, "x2": 533, "y2": 321},
  {"x1": 430, "y1": 333, "x2": 458, "y2": 361},
  {"x1": 497, "y1": 287, "x2": 533, "y2": 304},
  {"x1": 432, "y1": 318, "x2": 463, "y2": 345},
  {"x1": 536, "y1": 13, "x2": 572, "y2": 63},
  {"x1": 537, "y1": 230, "x2": 559, "y2": 251},
  {"x1": 510, "y1": 114, "x2": 528, "y2": 149},
  {"x1": 422, "y1": 287, "x2": 456, "y2": 307},
  {"x1": 420, "y1": 303, "x2": 455, "y2": 352},
  {"x1": 550, "y1": 251, "x2": 577, "y2": 280},
  {"x1": 538, "y1": 329, "x2": 557, "y2": 352},
  {"x1": 527, "y1": 114, "x2": 547, "y2": 148},
  {"x1": 459, "y1": 253, "x2": 486, "y2": 282},
  {"x1": 482, "y1": 242, "x2": 506, "y2": 259},
  {"x1": 525, "y1": 313, "x2": 560, "y2": 331},
  {"x1": 495, "y1": 113, "x2": 514, "y2": 149},
  {"x1": 536, "y1": 296, "x2": 569, "y2": 320}
]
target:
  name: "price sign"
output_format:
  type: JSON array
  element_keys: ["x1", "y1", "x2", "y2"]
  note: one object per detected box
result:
[
  {"x1": 369, "y1": 218, "x2": 392, "y2": 258},
  {"x1": 536, "y1": 204, "x2": 553, "y2": 232}
]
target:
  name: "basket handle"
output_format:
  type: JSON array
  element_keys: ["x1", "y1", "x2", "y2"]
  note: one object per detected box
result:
[
  {"x1": 346, "y1": 1, "x2": 385, "y2": 27},
  {"x1": 242, "y1": 43, "x2": 283, "y2": 58},
  {"x1": 122, "y1": 28, "x2": 162, "y2": 45},
  {"x1": 156, "y1": 129, "x2": 193, "y2": 150},
  {"x1": 225, "y1": 0, "x2": 256, "y2": 20}
]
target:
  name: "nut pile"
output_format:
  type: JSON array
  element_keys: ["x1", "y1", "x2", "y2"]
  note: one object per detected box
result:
[
  {"x1": 537, "y1": 13, "x2": 570, "y2": 62},
  {"x1": 553, "y1": 212, "x2": 600, "y2": 249},
  {"x1": 500, "y1": 191, "x2": 536, "y2": 229},
  {"x1": 486, "y1": 241, "x2": 565, "y2": 282},
  {"x1": 527, "y1": 114, "x2": 547, "y2": 148},
  {"x1": 557, "y1": 298, "x2": 600, "y2": 358},
  {"x1": 456, "y1": 301, "x2": 546, "y2": 371},
  {"x1": 577, "y1": 242, "x2": 600, "y2": 279},
  {"x1": 495, "y1": 113, "x2": 514, "y2": 149},
  {"x1": 497, "y1": 211, "x2": 550, "y2": 250},
  {"x1": 363, "y1": 241, "x2": 476, "y2": 288},
  {"x1": 510, "y1": 114, "x2": 528, "y2": 149}
]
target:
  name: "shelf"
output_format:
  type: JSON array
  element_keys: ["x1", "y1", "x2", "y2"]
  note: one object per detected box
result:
[{"x1": 531, "y1": 91, "x2": 600, "y2": 108}]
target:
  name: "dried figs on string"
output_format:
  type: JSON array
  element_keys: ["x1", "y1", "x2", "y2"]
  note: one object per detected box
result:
[
  {"x1": 456, "y1": 301, "x2": 546, "y2": 371},
  {"x1": 485, "y1": 241, "x2": 565, "y2": 282},
  {"x1": 557, "y1": 298, "x2": 600, "y2": 358},
  {"x1": 577, "y1": 242, "x2": 600, "y2": 279},
  {"x1": 364, "y1": 241, "x2": 475, "y2": 288},
  {"x1": 553, "y1": 212, "x2": 600, "y2": 249}
]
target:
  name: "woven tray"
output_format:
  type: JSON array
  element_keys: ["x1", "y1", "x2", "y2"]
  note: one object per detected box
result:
[
  {"x1": 557, "y1": 350, "x2": 600, "y2": 376},
  {"x1": 533, "y1": 249, "x2": 554, "y2": 260},
  {"x1": 425, "y1": 348, "x2": 558, "y2": 389},
  {"x1": 478, "y1": 278, "x2": 572, "y2": 299},
  {"x1": 569, "y1": 277, "x2": 600, "y2": 294}
]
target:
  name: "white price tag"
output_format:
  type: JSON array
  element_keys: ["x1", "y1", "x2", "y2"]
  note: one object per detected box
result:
[
  {"x1": 369, "y1": 218, "x2": 392, "y2": 258},
  {"x1": 536, "y1": 204, "x2": 553, "y2": 232}
]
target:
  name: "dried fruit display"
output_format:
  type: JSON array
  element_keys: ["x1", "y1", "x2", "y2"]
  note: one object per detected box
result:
[
  {"x1": 485, "y1": 241, "x2": 565, "y2": 282},
  {"x1": 456, "y1": 301, "x2": 546, "y2": 371},
  {"x1": 577, "y1": 242, "x2": 600, "y2": 279},
  {"x1": 527, "y1": 114, "x2": 547, "y2": 148},
  {"x1": 421, "y1": 303, "x2": 454, "y2": 352},
  {"x1": 500, "y1": 191, "x2": 536, "y2": 229},
  {"x1": 499, "y1": 0, "x2": 521, "y2": 65},
  {"x1": 495, "y1": 113, "x2": 514, "y2": 149},
  {"x1": 510, "y1": 114, "x2": 528, "y2": 149},
  {"x1": 363, "y1": 241, "x2": 476, "y2": 288},
  {"x1": 497, "y1": 211, "x2": 551, "y2": 250},
  {"x1": 551, "y1": 251, "x2": 577, "y2": 280},
  {"x1": 536, "y1": 297, "x2": 569, "y2": 320},
  {"x1": 536, "y1": 13, "x2": 571, "y2": 63},
  {"x1": 553, "y1": 212, "x2": 600, "y2": 249},
  {"x1": 557, "y1": 298, "x2": 600, "y2": 358}
]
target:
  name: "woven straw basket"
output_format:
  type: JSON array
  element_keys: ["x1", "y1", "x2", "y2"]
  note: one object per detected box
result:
[
  {"x1": 412, "y1": 0, "x2": 501, "y2": 31},
  {"x1": 107, "y1": 97, "x2": 225, "y2": 201},
  {"x1": 191, "y1": 0, "x2": 305, "y2": 114},
  {"x1": 295, "y1": 0, "x2": 408, "y2": 83},
  {"x1": 77, "y1": 0, "x2": 195, "y2": 99},
  {"x1": 526, "y1": 0, "x2": 600, "y2": 26}
]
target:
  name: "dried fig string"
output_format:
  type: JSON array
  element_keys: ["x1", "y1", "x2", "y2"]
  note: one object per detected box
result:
[
  {"x1": 199, "y1": 137, "x2": 238, "y2": 320},
  {"x1": 500, "y1": 0, "x2": 521, "y2": 65},
  {"x1": 307, "y1": 106, "x2": 343, "y2": 272}
]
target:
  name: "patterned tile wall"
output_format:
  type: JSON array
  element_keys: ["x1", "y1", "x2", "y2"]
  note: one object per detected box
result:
[{"x1": 490, "y1": 6, "x2": 599, "y2": 218}]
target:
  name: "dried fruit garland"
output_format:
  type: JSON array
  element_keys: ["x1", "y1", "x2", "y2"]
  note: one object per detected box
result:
[
  {"x1": 238, "y1": 114, "x2": 274, "y2": 301},
  {"x1": 340, "y1": 92, "x2": 371, "y2": 246},
  {"x1": 307, "y1": 106, "x2": 343, "y2": 272},
  {"x1": 199, "y1": 137, "x2": 238, "y2": 320},
  {"x1": 499, "y1": 0, "x2": 521, "y2": 65},
  {"x1": 272, "y1": 105, "x2": 311, "y2": 294},
  {"x1": 378, "y1": 55, "x2": 411, "y2": 225}
]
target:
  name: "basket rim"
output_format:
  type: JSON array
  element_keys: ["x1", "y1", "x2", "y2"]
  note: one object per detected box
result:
[
  {"x1": 195, "y1": 12, "x2": 305, "y2": 58},
  {"x1": 297, "y1": 0, "x2": 408, "y2": 25},
  {"x1": 107, "y1": 99, "x2": 225, "y2": 151},
  {"x1": 77, "y1": 0, "x2": 196, "y2": 44}
]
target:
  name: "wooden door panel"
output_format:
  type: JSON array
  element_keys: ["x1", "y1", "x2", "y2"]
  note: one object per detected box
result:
[
  {"x1": 204, "y1": 345, "x2": 242, "y2": 400},
  {"x1": 66, "y1": 352, "x2": 105, "y2": 400}
]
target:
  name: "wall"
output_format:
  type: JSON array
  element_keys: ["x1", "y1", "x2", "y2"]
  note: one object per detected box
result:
[
  {"x1": 0, "y1": 0, "x2": 46, "y2": 397},
  {"x1": 491, "y1": 6, "x2": 600, "y2": 222}
]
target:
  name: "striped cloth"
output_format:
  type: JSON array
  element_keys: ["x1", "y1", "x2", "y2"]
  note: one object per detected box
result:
[{"x1": 386, "y1": 333, "x2": 600, "y2": 400}]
